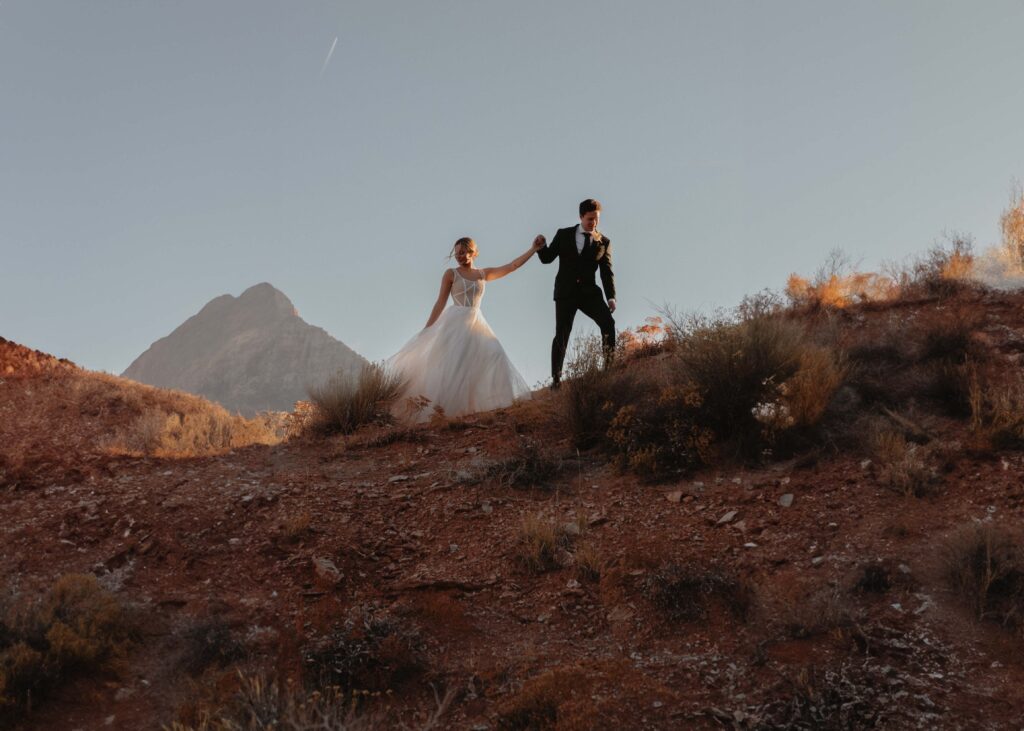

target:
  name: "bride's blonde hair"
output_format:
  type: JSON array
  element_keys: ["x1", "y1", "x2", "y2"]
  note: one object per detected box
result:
[{"x1": 448, "y1": 237, "x2": 477, "y2": 261}]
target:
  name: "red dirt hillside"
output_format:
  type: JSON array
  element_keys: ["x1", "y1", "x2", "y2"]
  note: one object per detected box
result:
[{"x1": 4, "y1": 287, "x2": 1024, "y2": 730}]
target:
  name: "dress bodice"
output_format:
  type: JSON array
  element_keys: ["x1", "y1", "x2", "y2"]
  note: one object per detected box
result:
[{"x1": 451, "y1": 268, "x2": 485, "y2": 308}]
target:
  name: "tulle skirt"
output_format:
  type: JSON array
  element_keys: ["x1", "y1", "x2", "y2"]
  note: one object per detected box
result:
[{"x1": 388, "y1": 305, "x2": 531, "y2": 422}]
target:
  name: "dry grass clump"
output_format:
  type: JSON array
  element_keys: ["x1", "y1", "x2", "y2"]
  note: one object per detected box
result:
[
  {"x1": 480, "y1": 441, "x2": 562, "y2": 489},
  {"x1": 165, "y1": 672, "x2": 384, "y2": 731},
  {"x1": 968, "y1": 371, "x2": 1024, "y2": 451},
  {"x1": 867, "y1": 428, "x2": 941, "y2": 497},
  {"x1": 177, "y1": 617, "x2": 246, "y2": 677},
  {"x1": 775, "y1": 587, "x2": 857, "y2": 640},
  {"x1": 279, "y1": 511, "x2": 313, "y2": 545},
  {"x1": 1001, "y1": 182, "x2": 1024, "y2": 264},
  {"x1": 301, "y1": 609, "x2": 424, "y2": 694},
  {"x1": 642, "y1": 562, "x2": 754, "y2": 623},
  {"x1": 942, "y1": 523, "x2": 1024, "y2": 630},
  {"x1": 561, "y1": 337, "x2": 644, "y2": 450},
  {"x1": 572, "y1": 541, "x2": 604, "y2": 583},
  {"x1": 755, "y1": 664, "x2": 893, "y2": 729},
  {"x1": 105, "y1": 406, "x2": 280, "y2": 457},
  {"x1": 515, "y1": 515, "x2": 575, "y2": 574},
  {"x1": 0, "y1": 574, "x2": 132, "y2": 715},
  {"x1": 305, "y1": 364, "x2": 406, "y2": 436}
]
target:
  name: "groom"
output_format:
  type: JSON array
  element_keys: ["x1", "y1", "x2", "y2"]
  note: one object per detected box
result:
[{"x1": 534, "y1": 198, "x2": 616, "y2": 388}]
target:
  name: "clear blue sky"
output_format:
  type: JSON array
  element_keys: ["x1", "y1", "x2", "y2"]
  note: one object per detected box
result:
[{"x1": 3, "y1": 1, "x2": 1023, "y2": 387}]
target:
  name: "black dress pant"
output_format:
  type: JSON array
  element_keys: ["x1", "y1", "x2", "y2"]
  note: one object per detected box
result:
[{"x1": 552, "y1": 290, "x2": 616, "y2": 382}]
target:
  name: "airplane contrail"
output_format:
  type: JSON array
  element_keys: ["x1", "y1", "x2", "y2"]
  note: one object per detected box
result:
[{"x1": 319, "y1": 36, "x2": 338, "y2": 78}]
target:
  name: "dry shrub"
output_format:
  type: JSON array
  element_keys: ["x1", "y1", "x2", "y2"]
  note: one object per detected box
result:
[
  {"x1": 481, "y1": 441, "x2": 562, "y2": 489},
  {"x1": 165, "y1": 671, "x2": 382, "y2": 731},
  {"x1": 642, "y1": 562, "x2": 753, "y2": 623},
  {"x1": 670, "y1": 304, "x2": 843, "y2": 460},
  {"x1": 0, "y1": 574, "x2": 132, "y2": 714},
  {"x1": 177, "y1": 618, "x2": 246, "y2": 677},
  {"x1": 279, "y1": 512, "x2": 313, "y2": 545},
  {"x1": 306, "y1": 363, "x2": 405, "y2": 436},
  {"x1": 968, "y1": 371, "x2": 1024, "y2": 450},
  {"x1": 103, "y1": 405, "x2": 279, "y2": 458},
  {"x1": 776, "y1": 587, "x2": 856, "y2": 640},
  {"x1": 561, "y1": 337, "x2": 643, "y2": 449},
  {"x1": 515, "y1": 515, "x2": 573, "y2": 574},
  {"x1": 867, "y1": 428, "x2": 941, "y2": 497},
  {"x1": 755, "y1": 664, "x2": 892, "y2": 729},
  {"x1": 1001, "y1": 182, "x2": 1024, "y2": 264},
  {"x1": 942, "y1": 523, "x2": 1024, "y2": 630},
  {"x1": 301, "y1": 609, "x2": 423, "y2": 694},
  {"x1": 572, "y1": 542, "x2": 604, "y2": 583},
  {"x1": 605, "y1": 385, "x2": 713, "y2": 480},
  {"x1": 785, "y1": 249, "x2": 898, "y2": 310},
  {"x1": 894, "y1": 235, "x2": 976, "y2": 300}
]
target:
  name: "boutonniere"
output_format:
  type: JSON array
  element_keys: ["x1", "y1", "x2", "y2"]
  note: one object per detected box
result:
[{"x1": 590, "y1": 230, "x2": 602, "y2": 244}]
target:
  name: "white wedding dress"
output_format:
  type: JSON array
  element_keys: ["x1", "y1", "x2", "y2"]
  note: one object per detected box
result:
[{"x1": 388, "y1": 268, "x2": 531, "y2": 422}]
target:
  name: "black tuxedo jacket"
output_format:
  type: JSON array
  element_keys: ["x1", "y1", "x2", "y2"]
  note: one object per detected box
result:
[{"x1": 537, "y1": 225, "x2": 616, "y2": 302}]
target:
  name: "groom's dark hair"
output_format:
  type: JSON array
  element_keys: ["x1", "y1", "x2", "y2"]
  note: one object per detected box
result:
[{"x1": 579, "y1": 198, "x2": 602, "y2": 216}]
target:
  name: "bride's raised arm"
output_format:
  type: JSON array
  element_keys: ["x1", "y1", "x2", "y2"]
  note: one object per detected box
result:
[
  {"x1": 482, "y1": 237, "x2": 545, "y2": 282},
  {"x1": 424, "y1": 269, "x2": 455, "y2": 328}
]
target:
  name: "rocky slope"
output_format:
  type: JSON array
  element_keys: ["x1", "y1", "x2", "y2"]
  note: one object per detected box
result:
[
  {"x1": 4, "y1": 289, "x2": 1024, "y2": 729},
  {"x1": 122, "y1": 283, "x2": 366, "y2": 415}
]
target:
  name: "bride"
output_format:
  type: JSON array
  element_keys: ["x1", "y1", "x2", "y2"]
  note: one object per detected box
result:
[{"x1": 388, "y1": 236, "x2": 543, "y2": 421}]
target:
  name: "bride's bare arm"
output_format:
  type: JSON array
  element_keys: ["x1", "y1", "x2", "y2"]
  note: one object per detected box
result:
[
  {"x1": 482, "y1": 237, "x2": 545, "y2": 282},
  {"x1": 425, "y1": 269, "x2": 454, "y2": 328}
]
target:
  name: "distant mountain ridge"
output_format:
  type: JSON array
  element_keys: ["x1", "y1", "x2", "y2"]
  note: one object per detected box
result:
[{"x1": 122, "y1": 283, "x2": 366, "y2": 414}]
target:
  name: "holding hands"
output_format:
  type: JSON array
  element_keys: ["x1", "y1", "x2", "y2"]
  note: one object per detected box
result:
[{"x1": 532, "y1": 235, "x2": 546, "y2": 252}]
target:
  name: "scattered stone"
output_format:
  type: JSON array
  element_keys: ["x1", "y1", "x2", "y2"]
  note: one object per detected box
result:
[
  {"x1": 228, "y1": 538, "x2": 241, "y2": 546},
  {"x1": 481, "y1": 502, "x2": 493, "y2": 514},
  {"x1": 859, "y1": 459, "x2": 872, "y2": 470},
  {"x1": 692, "y1": 481, "x2": 705, "y2": 490},
  {"x1": 388, "y1": 475, "x2": 410, "y2": 483},
  {"x1": 666, "y1": 490, "x2": 683, "y2": 503},
  {"x1": 811, "y1": 556, "x2": 825, "y2": 567},
  {"x1": 778, "y1": 493, "x2": 794, "y2": 508},
  {"x1": 779, "y1": 477, "x2": 790, "y2": 486},
  {"x1": 563, "y1": 521, "x2": 581, "y2": 537},
  {"x1": 312, "y1": 556, "x2": 342, "y2": 586},
  {"x1": 449, "y1": 544, "x2": 460, "y2": 554},
  {"x1": 732, "y1": 520, "x2": 747, "y2": 532},
  {"x1": 743, "y1": 542, "x2": 758, "y2": 549},
  {"x1": 717, "y1": 510, "x2": 738, "y2": 525},
  {"x1": 608, "y1": 605, "x2": 634, "y2": 622},
  {"x1": 732, "y1": 477, "x2": 743, "y2": 485}
]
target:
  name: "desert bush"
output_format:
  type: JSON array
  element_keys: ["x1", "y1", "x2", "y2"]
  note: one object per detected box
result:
[
  {"x1": 178, "y1": 618, "x2": 246, "y2": 676},
  {"x1": 669, "y1": 307, "x2": 842, "y2": 460},
  {"x1": 867, "y1": 427, "x2": 941, "y2": 497},
  {"x1": 480, "y1": 441, "x2": 562, "y2": 489},
  {"x1": 306, "y1": 363, "x2": 406, "y2": 436},
  {"x1": 775, "y1": 587, "x2": 856, "y2": 640},
  {"x1": 785, "y1": 249, "x2": 898, "y2": 310},
  {"x1": 894, "y1": 235, "x2": 976, "y2": 300},
  {"x1": 166, "y1": 671, "x2": 379, "y2": 731},
  {"x1": 642, "y1": 562, "x2": 753, "y2": 622},
  {"x1": 1001, "y1": 182, "x2": 1024, "y2": 264},
  {"x1": 561, "y1": 337, "x2": 643, "y2": 449},
  {"x1": 968, "y1": 371, "x2": 1024, "y2": 450},
  {"x1": 755, "y1": 664, "x2": 893, "y2": 729},
  {"x1": 515, "y1": 515, "x2": 574, "y2": 574},
  {"x1": 942, "y1": 523, "x2": 1024, "y2": 630},
  {"x1": 0, "y1": 574, "x2": 132, "y2": 715},
  {"x1": 572, "y1": 541, "x2": 604, "y2": 583},
  {"x1": 605, "y1": 385, "x2": 713, "y2": 479},
  {"x1": 302, "y1": 609, "x2": 424, "y2": 694}
]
